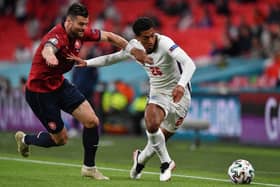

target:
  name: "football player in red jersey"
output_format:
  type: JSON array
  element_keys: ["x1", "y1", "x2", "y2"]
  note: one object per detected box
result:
[{"x1": 14, "y1": 3, "x2": 152, "y2": 180}]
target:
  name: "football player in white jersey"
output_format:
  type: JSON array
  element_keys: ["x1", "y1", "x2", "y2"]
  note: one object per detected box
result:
[{"x1": 68, "y1": 17, "x2": 196, "y2": 181}]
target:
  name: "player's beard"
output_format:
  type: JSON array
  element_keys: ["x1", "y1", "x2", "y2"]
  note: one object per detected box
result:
[
  {"x1": 145, "y1": 37, "x2": 157, "y2": 54},
  {"x1": 70, "y1": 28, "x2": 84, "y2": 38},
  {"x1": 77, "y1": 29, "x2": 85, "y2": 38},
  {"x1": 146, "y1": 43, "x2": 156, "y2": 54},
  {"x1": 146, "y1": 47, "x2": 153, "y2": 54}
]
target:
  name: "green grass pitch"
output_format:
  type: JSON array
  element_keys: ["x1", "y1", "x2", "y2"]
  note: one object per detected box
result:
[{"x1": 0, "y1": 132, "x2": 279, "y2": 187}]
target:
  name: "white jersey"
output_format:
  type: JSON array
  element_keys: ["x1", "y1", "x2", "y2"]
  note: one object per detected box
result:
[
  {"x1": 129, "y1": 34, "x2": 195, "y2": 123},
  {"x1": 130, "y1": 34, "x2": 192, "y2": 95}
]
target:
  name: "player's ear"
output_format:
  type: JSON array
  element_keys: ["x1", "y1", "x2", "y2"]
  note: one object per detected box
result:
[{"x1": 66, "y1": 16, "x2": 73, "y2": 24}]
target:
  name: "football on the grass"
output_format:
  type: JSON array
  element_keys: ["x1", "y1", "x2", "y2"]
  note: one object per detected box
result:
[{"x1": 228, "y1": 159, "x2": 255, "y2": 184}]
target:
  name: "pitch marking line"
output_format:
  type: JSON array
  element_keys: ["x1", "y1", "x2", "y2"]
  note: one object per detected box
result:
[{"x1": 0, "y1": 156, "x2": 279, "y2": 187}]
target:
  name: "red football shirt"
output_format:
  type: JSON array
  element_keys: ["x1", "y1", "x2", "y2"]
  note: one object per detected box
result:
[{"x1": 26, "y1": 23, "x2": 101, "y2": 92}]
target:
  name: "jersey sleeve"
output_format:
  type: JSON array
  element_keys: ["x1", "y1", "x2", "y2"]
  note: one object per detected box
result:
[
  {"x1": 86, "y1": 50, "x2": 131, "y2": 67},
  {"x1": 45, "y1": 34, "x2": 65, "y2": 51},
  {"x1": 83, "y1": 27, "x2": 101, "y2": 41},
  {"x1": 126, "y1": 39, "x2": 147, "y2": 66},
  {"x1": 129, "y1": 39, "x2": 145, "y2": 51},
  {"x1": 86, "y1": 39, "x2": 143, "y2": 67},
  {"x1": 159, "y1": 35, "x2": 196, "y2": 88},
  {"x1": 158, "y1": 35, "x2": 179, "y2": 55}
]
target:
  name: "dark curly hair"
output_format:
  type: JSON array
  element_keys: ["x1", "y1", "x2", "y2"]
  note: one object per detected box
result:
[
  {"x1": 132, "y1": 17, "x2": 155, "y2": 36},
  {"x1": 66, "y1": 3, "x2": 88, "y2": 18}
]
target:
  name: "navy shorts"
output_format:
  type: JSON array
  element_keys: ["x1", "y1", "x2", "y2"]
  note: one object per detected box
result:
[{"x1": 25, "y1": 79, "x2": 85, "y2": 134}]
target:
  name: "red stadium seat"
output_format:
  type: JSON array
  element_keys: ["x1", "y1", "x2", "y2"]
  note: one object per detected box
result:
[{"x1": 0, "y1": 0, "x2": 276, "y2": 61}]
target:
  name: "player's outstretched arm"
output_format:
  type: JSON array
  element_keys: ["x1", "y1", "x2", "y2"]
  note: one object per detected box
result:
[
  {"x1": 42, "y1": 43, "x2": 59, "y2": 67},
  {"x1": 100, "y1": 31, "x2": 153, "y2": 65},
  {"x1": 67, "y1": 50, "x2": 131, "y2": 68}
]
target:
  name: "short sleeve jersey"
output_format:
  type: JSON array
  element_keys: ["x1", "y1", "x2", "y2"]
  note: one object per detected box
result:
[{"x1": 26, "y1": 23, "x2": 101, "y2": 92}]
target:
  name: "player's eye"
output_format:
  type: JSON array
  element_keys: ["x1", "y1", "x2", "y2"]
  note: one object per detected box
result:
[
  {"x1": 143, "y1": 37, "x2": 149, "y2": 41},
  {"x1": 78, "y1": 22, "x2": 87, "y2": 27}
]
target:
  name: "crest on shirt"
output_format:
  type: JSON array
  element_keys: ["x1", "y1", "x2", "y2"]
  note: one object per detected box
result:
[
  {"x1": 48, "y1": 38, "x2": 58, "y2": 46},
  {"x1": 74, "y1": 40, "x2": 81, "y2": 52},
  {"x1": 169, "y1": 44, "x2": 178, "y2": 52}
]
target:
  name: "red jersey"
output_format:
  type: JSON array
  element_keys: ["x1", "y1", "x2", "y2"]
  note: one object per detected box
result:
[{"x1": 26, "y1": 23, "x2": 101, "y2": 92}]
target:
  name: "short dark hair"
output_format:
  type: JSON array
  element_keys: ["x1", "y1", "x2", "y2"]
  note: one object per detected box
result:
[
  {"x1": 66, "y1": 3, "x2": 88, "y2": 18},
  {"x1": 132, "y1": 17, "x2": 155, "y2": 36}
]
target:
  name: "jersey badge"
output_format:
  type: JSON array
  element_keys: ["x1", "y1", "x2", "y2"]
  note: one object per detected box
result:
[
  {"x1": 48, "y1": 38, "x2": 58, "y2": 46},
  {"x1": 169, "y1": 44, "x2": 178, "y2": 52}
]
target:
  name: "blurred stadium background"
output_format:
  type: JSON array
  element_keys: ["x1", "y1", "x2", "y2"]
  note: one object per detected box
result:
[{"x1": 0, "y1": 0, "x2": 280, "y2": 186}]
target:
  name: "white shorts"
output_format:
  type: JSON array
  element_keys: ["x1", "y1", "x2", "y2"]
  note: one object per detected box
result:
[{"x1": 148, "y1": 91, "x2": 191, "y2": 133}]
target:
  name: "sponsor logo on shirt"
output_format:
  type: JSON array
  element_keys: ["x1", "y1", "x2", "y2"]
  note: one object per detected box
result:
[{"x1": 169, "y1": 44, "x2": 178, "y2": 52}]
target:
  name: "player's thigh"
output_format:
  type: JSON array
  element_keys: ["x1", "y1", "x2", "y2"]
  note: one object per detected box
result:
[
  {"x1": 25, "y1": 88, "x2": 65, "y2": 134},
  {"x1": 160, "y1": 112, "x2": 184, "y2": 138},
  {"x1": 145, "y1": 103, "x2": 165, "y2": 132},
  {"x1": 145, "y1": 92, "x2": 170, "y2": 130},
  {"x1": 59, "y1": 79, "x2": 86, "y2": 114},
  {"x1": 72, "y1": 100, "x2": 99, "y2": 127},
  {"x1": 58, "y1": 79, "x2": 99, "y2": 127}
]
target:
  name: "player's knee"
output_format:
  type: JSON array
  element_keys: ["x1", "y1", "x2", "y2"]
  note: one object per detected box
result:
[
  {"x1": 84, "y1": 116, "x2": 99, "y2": 128},
  {"x1": 145, "y1": 118, "x2": 160, "y2": 133},
  {"x1": 53, "y1": 136, "x2": 68, "y2": 145},
  {"x1": 52, "y1": 133, "x2": 68, "y2": 145},
  {"x1": 146, "y1": 125, "x2": 159, "y2": 133}
]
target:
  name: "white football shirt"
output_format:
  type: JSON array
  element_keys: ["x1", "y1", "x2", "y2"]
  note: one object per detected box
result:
[
  {"x1": 130, "y1": 34, "x2": 194, "y2": 95},
  {"x1": 86, "y1": 33, "x2": 195, "y2": 96}
]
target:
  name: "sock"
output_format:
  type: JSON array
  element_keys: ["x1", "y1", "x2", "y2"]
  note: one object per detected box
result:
[
  {"x1": 147, "y1": 128, "x2": 171, "y2": 164},
  {"x1": 138, "y1": 131, "x2": 156, "y2": 164},
  {"x1": 82, "y1": 165, "x2": 96, "y2": 169},
  {"x1": 24, "y1": 131, "x2": 58, "y2": 147},
  {"x1": 83, "y1": 126, "x2": 99, "y2": 167}
]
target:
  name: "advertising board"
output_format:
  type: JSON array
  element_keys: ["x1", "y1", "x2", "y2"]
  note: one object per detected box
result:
[
  {"x1": 240, "y1": 93, "x2": 280, "y2": 145},
  {"x1": 188, "y1": 94, "x2": 241, "y2": 137}
]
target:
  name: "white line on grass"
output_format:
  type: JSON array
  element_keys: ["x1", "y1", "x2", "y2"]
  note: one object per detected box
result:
[{"x1": 0, "y1": 156, "x2": 279, "y2": 187}]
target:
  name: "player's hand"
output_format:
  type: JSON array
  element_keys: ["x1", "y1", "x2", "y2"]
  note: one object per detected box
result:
[
  {"x1": 46, "y1": 55, "x2": 58, "y2": 67},
  {"x1": 131, "y1": 48, "x2": 153, "y2": 65},
  {"x1": 172, "y1": 85, "x2": 185, "y2": 103},
  {"x1": 67, "y1": 53, "x2": 87, "y2": 67}
]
